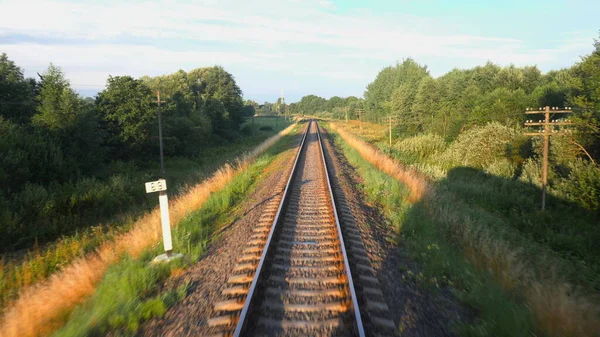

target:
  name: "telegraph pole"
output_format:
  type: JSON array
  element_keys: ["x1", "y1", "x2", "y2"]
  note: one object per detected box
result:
[
  {"x1": 280, "y1": 89, "x2": 286, "y2": 122},
  {"x1": 389, "y1": 115, "x2": 393, "y2": 146},
  {"x1": 157, "y1": 91, "x2": 166, "y2": 176},
  {"x1": 356, "y1": 108, "x2": 365, "y2": 132},
  {"x1": 345, "y1": 106, "x2": 349, "y2": 123},
  {"x1": 146, "y1": 90, "x2": 182, "y2": 262},
  {"x1": 524, "y1": 106, "x2": 573, "y2": 210}
]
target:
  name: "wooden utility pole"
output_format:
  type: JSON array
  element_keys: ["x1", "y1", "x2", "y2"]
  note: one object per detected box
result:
[
  {"x1": 389, "y1": 115, "x2": 393, "y2": 146},
  {"x1": 156, "y1": 91, "x2": 166, "y2": 176},
  {"x1": 356, "y1": 108, "x2": 365, "y2": 132},
  {"x1": 524, "y1": 106, "x2": 573, "y2": 210},
  {"x1": 345, "y1": 106, "x2": 349, "y2": 123}
]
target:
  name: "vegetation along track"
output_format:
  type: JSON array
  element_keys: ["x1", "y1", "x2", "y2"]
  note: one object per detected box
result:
[{"x1": 205, "y1": 120, "x2": 396, "y2": 336}]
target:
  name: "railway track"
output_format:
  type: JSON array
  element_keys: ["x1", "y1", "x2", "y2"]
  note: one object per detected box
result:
[{"x1": 206, "y1": 120, "x2": 395, "y2": 336}]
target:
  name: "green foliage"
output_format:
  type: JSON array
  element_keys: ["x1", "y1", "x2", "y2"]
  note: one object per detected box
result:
[
  {"x1": 358, "y1": 54, "x2": 599, "y2": 150},
  {"x1": 437, "y1": 122, "x2": 524, "y2": 169},
  {"x1": 293, "y1": 94, "x2": 327, "y2": 114},
  {"x1": 569, "y1": 35, "x2": 600, "y2": 159},
  {"x1": 53, "y1": 126, "x2": 296, "y2": 337},
  {"x1": 0, "y1": 56, "x2": 255, "y2": 257},
  {"x1": 0, "y1": 117, "x2": 76, "y2": 192},
  {"x1": 0, "y1": 174, "x2": 147, "y2": 251},
  {"x1": 0, "y1": 119, "x2": 286, "y2": 308},
  {"x1": 32, "y1": 64, "x2": 83, "y2": 130},
  {"x1": 53, "y1": 256, "x2": 180, "y2": 337},
  {"x1": 0, "y1": 53, "x2": 36, "y2": 123},
  {"x1": 352, "y1": 122, "x2": 600, "y2": 291},
  {"x1": 96, "y1": 75, "x2": 159, "y2": 159},
  {"x1": 393, "y1": 133, "x2": 446, "y2": 162},
  {"x1": 330, "y1": 130, "x2": 533, "y2": 336},
  {"x1": 364, "y1": 58, "x2": 429, "y2": 118},
  {"x1": 557, "y1": 159, "x2": 600, "y2": 211},
  {"x1": 287, "y1": 95, "x2": 362, "y2": 120}
]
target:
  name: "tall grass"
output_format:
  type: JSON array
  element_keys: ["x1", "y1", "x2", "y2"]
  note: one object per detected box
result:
[
  {"x1": 0, "y1": 122, "x2": 291, "y2": 309},
  {"x1": 0, "y1": 122, "x2": 299, "y2": 337},
  {"x1": 329, "y1": 122, "x2": 600, "y2": 337},
  {"x1": 330, "y1": 124, "x2": 428, "y2": 202},
  {"x1": 54, "y1": 142, "x2": 292, "y2": 336}
]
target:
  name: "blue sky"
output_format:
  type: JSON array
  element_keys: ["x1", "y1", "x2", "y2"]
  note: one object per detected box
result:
[{"x1": 0, "y1": 0, "x2": 598, "y2": 103}]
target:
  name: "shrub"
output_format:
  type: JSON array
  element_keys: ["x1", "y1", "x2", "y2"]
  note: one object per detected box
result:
[
  {"x1": 438, "y1": 122, "x2": 523, "y2": 169},
  {"x1": 484, "y1": 159, "x2": 517, "y2": 179},
  {"x1": 393, "y1": 133, "x2": 446, "y2": 162},
  {"x1": 259, "y1": 125, "x2": 274, "y2": 131},
  {"x1": 519, "y1": 158, "x2": 546, "y2": 188},
  {"x1": 557, "y1": 159, "x2": 600, "y2": 211}
]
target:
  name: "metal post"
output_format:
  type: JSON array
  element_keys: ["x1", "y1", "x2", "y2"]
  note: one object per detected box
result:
[
  {"x1": 145, "y1": 179, "x2": 182, "y2": 262},
  {"x1": 159, "y1": 190, "x2": 172, "y2": 256}
]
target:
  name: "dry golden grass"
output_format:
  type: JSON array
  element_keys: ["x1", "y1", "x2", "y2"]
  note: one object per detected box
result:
[
  {"x1": 330, "y1": 123, "x2": 429, "y2": 202},
  {"x1": 0, "y1": 122, "x2": 299, "y2": 337},
  {"x1": 331, "y1": 121, "x2": 600, "y2": 337}
]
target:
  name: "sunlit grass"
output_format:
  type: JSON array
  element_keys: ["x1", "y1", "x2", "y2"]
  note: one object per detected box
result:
[
  {"x1": 0, "y1": 122, "x2": 299, "y2": 337},
  {"x1": 329, "y1": 122, "x2": 600, "y2": 337},
  {"x1": 0, "y1": 119, "x2": 291, "y2": 310},
  {"x1": 54, "y1": 137, "x2": 294, "y2": 336}
]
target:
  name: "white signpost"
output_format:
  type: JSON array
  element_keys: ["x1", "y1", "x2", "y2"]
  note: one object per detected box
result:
[{"x1": 145, "y1": 179, "x2": 182, "y2": 262}]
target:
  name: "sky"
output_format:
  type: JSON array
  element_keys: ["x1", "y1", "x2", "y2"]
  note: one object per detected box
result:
[{"x1": 0, "y1": 0, "x2": 598, "y2": 103}]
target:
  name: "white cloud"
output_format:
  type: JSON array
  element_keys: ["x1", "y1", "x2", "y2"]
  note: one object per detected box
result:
[
  {"x1": 0, "y1": 0, "x2": 595, "y2": 100},
  {"x1": 319, "y1": 1, "x2": 335, "y2": 9}
]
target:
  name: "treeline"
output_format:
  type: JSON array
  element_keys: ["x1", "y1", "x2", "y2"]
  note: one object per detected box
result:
[
  {"x1": 242, "y1": 99, "x2": 292, "y2": 117},
  {"x1": 0, "y1": 54, "x2": 248, "y2": 251},
  {"x1": 287, "y1": 94, "x2": 363, "y2": 118},
  {"x1": 361, "y1": 41, "x2": 600, "y2": 160},
  {"x1": 294, "y1": 36, "x2": 599, "y2": 162},
  {"x1": 293, "y1": 35, "x2": 600, "y2": 211}
]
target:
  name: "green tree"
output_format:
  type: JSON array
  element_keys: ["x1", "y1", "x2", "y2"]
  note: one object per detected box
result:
[
  {"x1": 0, "y1": 53, "x2": 36, "y2": 124},
  {"x1": 364, "y1": 58, "x2": 429, "y2": 119},
  {"x1": 569, "y1": 33, "x2": 600, "y2": 160},
  {"x1": 412, "y1": 77, "x2": 441, "y2": 133},
  {"x1": 32, "y1": 64, "x2": 82, "y2": 130},
  {"x1": 295, "y1": 95, "x2": 327, "y2": 115},
  {"x1": 242, "y1": 99, "x2": 259, "y2": 116},
  {"x1": 96, "y1": 76, "x2": 156, "y2": 157},
  {"x1": 188, "y1": 66, "x2": 244, "y2": 131}
]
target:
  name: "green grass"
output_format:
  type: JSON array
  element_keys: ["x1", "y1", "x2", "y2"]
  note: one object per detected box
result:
[
  {"x1": 52, "y1": 125, "x2": 300, "y2": 337},
  {"x1": 378, "y1": 136, "x2": 600, "y2": 293},
  {"x1": 0, "y1": 119, "x2": 291, "y2": 310},
  {"x1": 327, "y1": 128, "x2": 535, "y2": 337},
  {"x1": 332, "y1": 122, "x2": 600, "y2": 336}
]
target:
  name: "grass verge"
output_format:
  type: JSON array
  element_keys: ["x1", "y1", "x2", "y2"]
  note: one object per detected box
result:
[
  {"x1": 0, "y1": 122, "x2": 300, "y2": 337},
  {"x1": 53, "y1": 130, "x2": 299, "y2": 336},
  {"x1": 0, "y1": 120, "x2": 292, "y2": 310},
  {"x1": 328, "y1": 122, "x2": 600, "y2": 337}
]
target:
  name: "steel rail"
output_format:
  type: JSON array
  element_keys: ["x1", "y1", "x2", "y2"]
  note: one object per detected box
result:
[
  {"x1": 316, "y1": 122, "x2": 366, "y2": 337},
  {"x1": 232, "y1": 120, "x2": 312, "y2": 337}
]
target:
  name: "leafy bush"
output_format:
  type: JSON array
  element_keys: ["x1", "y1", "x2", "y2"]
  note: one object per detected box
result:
[
  {"x1": 393, "y1": 133, "x2": 446, "y2": 162},
  {"x1": 0, "y1": 174, "x2": 149, "y2": 251},
  {"x1": 519, "y1": 158, "x2": 543, "y2": 187},
  {"x1": 557, "y1": 159, "x2": 600, "y2": 211},
  {"x1": 484, "y1": 159, "x2": 516, "y2": 178},
  {"x1": 438, "y1": 122, "x2": 523, "y2": 169}
]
